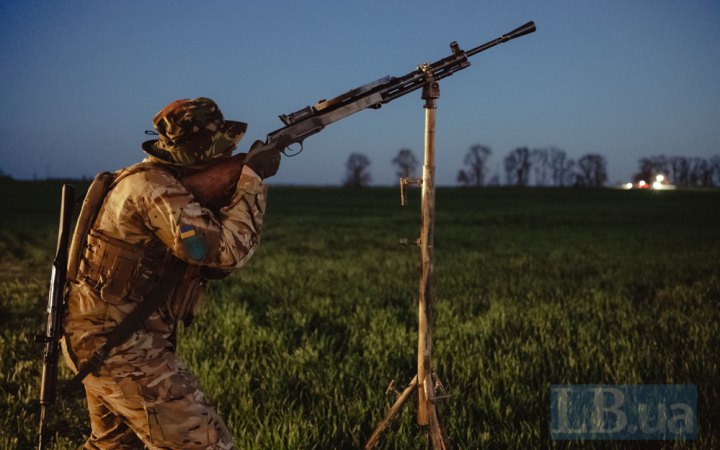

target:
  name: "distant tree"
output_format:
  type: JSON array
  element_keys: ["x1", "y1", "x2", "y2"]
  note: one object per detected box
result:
[
  {"x1": 457, "y1": 144, "x2": 492, "y2": 186},
  {"x1": 635, "y1": 157, "x2": 653, "y2": 183},
  {"x1": 548, "y1": 147, "x2": 574, "y2": 186},
  {"x1": 635, "y1": 155, "x2": 669, "y2": 183},
  {"x1": 634, "y1": 155, "x2": 720, "y2": 187},
  {"x1": 712, "y1": 156, "x2": 720, "y2": 186},
  {"x1": 456, "y1": 170, "x2": 470, "y2": 187},
  {"x1": 575, "y1": 153, "x2": 607, "y2": 187},
  {"x1": 343, "y1": 153, "x2": 372, "y2": 187},
  {"x1": 670, "y1": 156, "x2": 690, "y2": 186},
  {"x1": 689, "y1": 157, "x2": 714, "y2": 187},
  {"x1": 504, "y1": 147, "x2": 532, "y2": 186},
  {"x1": 654, "y1": 155, "x2": 669, "y2": 178},
  {"x1": 392, "y1": 148, "x2": 418, "y2": 179},
  {"x1": 531, "y1": 148, "x2": 550, "y2": 186}
]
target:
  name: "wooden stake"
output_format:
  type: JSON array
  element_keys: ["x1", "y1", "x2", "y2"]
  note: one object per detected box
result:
[
  {"x1": 364, "y1": 376, "x2": 418, "y2": 450},
  {"x1": 418, "y1": 70, "x2": 438, "y2": 427}
]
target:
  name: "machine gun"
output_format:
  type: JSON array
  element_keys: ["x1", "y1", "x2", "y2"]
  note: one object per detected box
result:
[
  {"x1": 37, "y1": 184, "x2": 75, "y2": 449},
  {"x1": 181, "y1": 21, "x2": 536, "y2": 206}
]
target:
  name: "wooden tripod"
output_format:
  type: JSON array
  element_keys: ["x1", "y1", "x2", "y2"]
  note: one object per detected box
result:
[{"x1": 365, "y1": 68, "x2": 450, "y2": 450}]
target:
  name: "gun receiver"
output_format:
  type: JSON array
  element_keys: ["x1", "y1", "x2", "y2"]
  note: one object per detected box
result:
[{"x1": 181, "y1": 21, "x2": 536, "y2": 205}]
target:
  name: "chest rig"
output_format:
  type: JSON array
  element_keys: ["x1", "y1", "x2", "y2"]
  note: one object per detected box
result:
[{"x1": 67, "y1": 162, "x2": 180, "y2": 303}]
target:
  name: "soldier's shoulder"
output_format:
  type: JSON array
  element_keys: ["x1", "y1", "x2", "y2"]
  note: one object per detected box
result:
[{"x1": 115, "y1": 162, "x2": 180, "y2": 188}]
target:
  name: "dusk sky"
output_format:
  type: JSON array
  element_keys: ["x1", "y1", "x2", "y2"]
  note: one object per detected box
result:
[{"x1": 1, "y1": 1, "x2": 718, "y2": 185}]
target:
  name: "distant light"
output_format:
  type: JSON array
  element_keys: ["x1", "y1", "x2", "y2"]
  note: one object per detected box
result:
[
  {"x1": 652, "y1": 182, "x2": 677, "y2": 191},
  {"x1": 624, "y1": 182, "x2": 633, "y2": 189},
  {"x1": 638, "y1": 180, "x2": 647, "y2": 187},
  {"x1": 656, "y1": 174, "x2": 665, "y2": 182}
]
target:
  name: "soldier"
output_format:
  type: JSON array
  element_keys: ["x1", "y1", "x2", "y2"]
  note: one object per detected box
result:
[{"x1": 61, "y1": 97, "x2": 279, "y2": 449}]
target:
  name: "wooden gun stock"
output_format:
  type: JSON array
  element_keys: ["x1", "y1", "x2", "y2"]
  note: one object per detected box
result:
[{"x1": 181, "y1": 153, "x2": 247, "y2": 209}]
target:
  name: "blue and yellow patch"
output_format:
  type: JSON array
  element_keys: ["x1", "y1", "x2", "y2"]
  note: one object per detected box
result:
[{"x1": 179, "y1": 224, "x2": 208, "y2": 261}]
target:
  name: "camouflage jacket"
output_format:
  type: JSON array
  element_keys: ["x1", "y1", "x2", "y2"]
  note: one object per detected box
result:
[{"x1": 63, "y1": 160, "x2": 266, "y2": 367}]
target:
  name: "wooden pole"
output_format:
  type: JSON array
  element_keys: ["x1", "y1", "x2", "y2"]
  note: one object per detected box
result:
[
  {"x1": 418, "y1": 72, "x2": 449, "y2": 450},
  {"x1": 363, "y1": 69, "x2": 450, "y2": 450},
  {"x1": 417, "y1": 88, "x2": 437, "y2": 426}
]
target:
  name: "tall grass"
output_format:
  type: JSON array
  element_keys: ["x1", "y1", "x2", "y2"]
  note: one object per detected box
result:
[{"x1": 1, "y1": 180, "x2": 718, "y2": 449}]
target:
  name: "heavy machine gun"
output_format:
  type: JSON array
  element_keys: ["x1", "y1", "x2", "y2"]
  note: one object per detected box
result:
[{"x1": 181, "y1": 21, "x2": 536, "y2": 206}]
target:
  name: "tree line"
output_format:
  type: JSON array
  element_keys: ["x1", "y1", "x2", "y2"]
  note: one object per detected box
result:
[
  {"x1": 343, "y1": 146, "x2": 720, "y2": 188},
  {"x1": 634, "y1": 155, "x2": 720, "y2": 188}
]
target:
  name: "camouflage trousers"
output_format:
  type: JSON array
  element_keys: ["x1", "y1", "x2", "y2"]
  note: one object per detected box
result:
[{"x1": 64, "y1": 338, "x2": 234, "y2": 449}]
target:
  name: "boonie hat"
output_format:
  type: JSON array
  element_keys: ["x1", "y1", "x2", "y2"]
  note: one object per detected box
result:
[{"x1": 142, "y1": 97, "x2": 247, "y2": 165}]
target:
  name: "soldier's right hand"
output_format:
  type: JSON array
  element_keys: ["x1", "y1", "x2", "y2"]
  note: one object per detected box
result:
[{"x1": 245, "y1": 143, "x2": 281, "y2": 179}]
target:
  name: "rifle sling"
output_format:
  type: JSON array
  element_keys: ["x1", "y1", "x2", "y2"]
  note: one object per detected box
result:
[{"x1": 61, "y1": 259, "x2": 186, "y2": 397}]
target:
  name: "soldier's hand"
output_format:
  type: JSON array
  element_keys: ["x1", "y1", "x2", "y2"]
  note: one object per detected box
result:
[{"x1": 245, "y1": 144, "x2": 281, "y2": 179}]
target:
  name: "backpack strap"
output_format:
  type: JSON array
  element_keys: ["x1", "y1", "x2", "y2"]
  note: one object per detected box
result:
[
  {"x1": 66, "y1": 172, "x2": 114, "y2": 283},
  {"x1": 61, "y1": 258, "x2": 186, "y2": 396}
]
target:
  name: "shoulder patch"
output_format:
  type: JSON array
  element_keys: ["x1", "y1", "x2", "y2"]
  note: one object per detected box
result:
[{"x1": 180, "y1": 224, "x2": 208, "y2": 260}]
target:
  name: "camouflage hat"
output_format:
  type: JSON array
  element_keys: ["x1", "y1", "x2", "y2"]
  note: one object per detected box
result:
[{"x1": 142, "y1": 97, "x2": 247, "y2": 165}]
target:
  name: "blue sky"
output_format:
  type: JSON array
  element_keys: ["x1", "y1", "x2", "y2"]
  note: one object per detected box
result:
[{"x1": 1, "y1": 1, "x2": 718, "y2": 185}]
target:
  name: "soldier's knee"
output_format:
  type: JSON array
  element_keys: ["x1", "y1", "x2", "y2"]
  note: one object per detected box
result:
[{"x1": 144, "y1": 401, "x2": 234, "y2": 449}]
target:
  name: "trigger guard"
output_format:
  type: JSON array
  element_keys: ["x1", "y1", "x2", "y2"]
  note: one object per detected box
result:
[{"x1": 283, "y1": 142, "x2": 303, "y2": 157}]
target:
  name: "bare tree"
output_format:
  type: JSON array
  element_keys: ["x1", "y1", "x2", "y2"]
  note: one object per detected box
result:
[
  {"x1": 548, "y1": 147, "x2": 575, "y2": 186},
  {"x1": 712, "y1": 155, "x2": 720, "y2": 186},
  {"x1": 392, "y1": 148, "x2": 418, "y2": 179},
  {"x1": 635, "y1": 157, "x2": 655, "y2": 183},
  {"x1": 670, "y1": 156, "x2": 690, "y2": 186},
  {"x1": 654, "y1": 155, "x2": 669, "y2": 179},
  {"x1": 635, "y1": 155, "x2": 670, "y2": 183},
  {"x1": 504, "y1": 147, "x2": 532, "y2": 186},
  {"x1": 575, "y1": 153, "x2": 608, "y2": 187},
  {"x1": 689, "y1": 157, "x2": 714, "y2": 187},
  {"x1": 456, "y1": 170, "x2": 470, "y2": 186},
  {"x1": 531, "y1": 148, "x2": 550, "y2": 186},
  {"x1": 457, "y1": 144, "x2": 492, "y2": 186},
  {"x1": 343, "y1": 153, "x2": 372, "y2": 187}
]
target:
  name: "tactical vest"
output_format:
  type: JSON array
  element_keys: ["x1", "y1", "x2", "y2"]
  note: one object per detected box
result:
[{"x1": 67, "y1": 162, "x2": 182, "y2": 306}]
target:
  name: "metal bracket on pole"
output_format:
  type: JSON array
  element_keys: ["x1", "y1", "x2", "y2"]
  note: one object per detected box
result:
[
  {"x1": 420, "y1": 64, "x2": 441, "y2": 105},
  {"x1": 400, "y1": 177, "x2": 422, "y2": 206}
]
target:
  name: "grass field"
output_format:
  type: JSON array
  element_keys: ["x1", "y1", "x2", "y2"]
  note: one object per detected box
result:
[{"x1": 1, "y1": 179, "x2": 719, "y2": 449}]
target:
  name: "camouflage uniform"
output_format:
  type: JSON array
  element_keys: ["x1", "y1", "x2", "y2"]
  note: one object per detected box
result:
[{"x1": 62, "y1": 98, "x2": 268, "y2": 449}]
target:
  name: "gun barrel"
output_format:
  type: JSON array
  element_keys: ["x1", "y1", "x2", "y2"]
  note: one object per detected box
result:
[
  {"x1": 504, "y1": 21, "x2": 537, "y2": 41},
  {"x1": 466, "y1": 21, "x2": 536, "y2": 57}
]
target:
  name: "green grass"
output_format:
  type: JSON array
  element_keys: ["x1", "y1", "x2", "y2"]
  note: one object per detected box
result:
[{"x1": 1, "y1": 179, "x2": 719, "y2": 449}]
